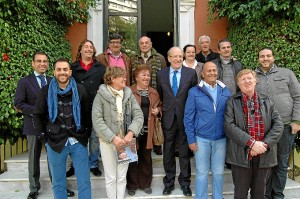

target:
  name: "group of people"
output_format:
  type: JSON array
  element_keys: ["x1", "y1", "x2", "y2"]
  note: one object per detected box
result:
[{"x1": 13, "y1": 33, "x2": 300, "y2": 199}]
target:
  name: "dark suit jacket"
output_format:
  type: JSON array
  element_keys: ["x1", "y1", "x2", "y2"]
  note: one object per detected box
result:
[
  {"x1": 156, "y1": 66, "x2": 198, "y2": 130},
  {"x1": 14, "y1": 73, "x2": 52, "y2": 135}
]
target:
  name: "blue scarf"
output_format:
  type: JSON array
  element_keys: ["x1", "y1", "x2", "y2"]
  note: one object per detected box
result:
[{"x1": 48, "y1": 77, "x2": 81, "y2": 132}]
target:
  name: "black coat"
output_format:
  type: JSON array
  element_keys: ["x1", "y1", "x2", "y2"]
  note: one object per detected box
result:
[
  {"x1": 71, "y1": 59, "x2": 106, "y2": 112},
  {"x1": 33, "y1": 83, "x2": 91, "y2": 153},
  {"x1": 224, "y1": 92, "x2": 283, "y2": 168},
  {"x1": 195, "y1": 50, "x2": 219, "y2": 63}
]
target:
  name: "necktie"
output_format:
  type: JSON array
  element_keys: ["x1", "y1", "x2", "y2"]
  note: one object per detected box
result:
[
  {"x1": 144, "y1": 53, "x2": 148, "y2": 58},
  {"x1": 172, "y1": 71, "x2": 178, "y2": 96},
  {"x1": 38, "y1": 75, "x2": 46, "y2": 87}
]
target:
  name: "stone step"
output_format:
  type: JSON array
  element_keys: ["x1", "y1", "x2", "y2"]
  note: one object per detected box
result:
[{"x1": 1, "y1": 150, "x2": 300, "y2": 198}]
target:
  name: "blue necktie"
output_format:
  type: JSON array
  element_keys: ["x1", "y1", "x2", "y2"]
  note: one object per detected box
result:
[
  {"x1": 38, "y1": 75, "x2": 46, "y2": 87},
  {"x1": 172, "y1": 71, "x2": 178, "y2": 96}
]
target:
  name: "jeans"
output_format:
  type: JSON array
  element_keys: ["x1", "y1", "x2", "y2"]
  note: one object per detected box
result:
[
  {"x1": 194, "y1": 137, "x2": 226, "y2": 199},
  {"x1": 46, "y1": 142, "x2": 91, "y2": 199},
  {"x1": 266, "y1": 124, "x2": 295, "y2": 199},
  {"x1": 89, "y1": 128, "x2": 100, "y2": 168}
]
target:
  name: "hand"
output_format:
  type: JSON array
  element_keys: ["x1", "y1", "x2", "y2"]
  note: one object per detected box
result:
[
  {"x1": 151, "y1": 107, "x2": 159, "y2": 116},
  {"x1": 250, "y1": 149, "x2": 258, "y2": 156},
  {"x1": 123, "y1": 131, "x2": 134, "y2": 145},
  {"x1": 189, "y1": 143, "x2": 198, "y2": 151},
  {"x1": 251, "y1": 141, "x2": 267, "y2": 155},
  {"x1": 291, "y1": 122, "x2": 300, "y2": 135},
  {"x1": 112, "y1": 136, "x2": 126, "y2": 150}
]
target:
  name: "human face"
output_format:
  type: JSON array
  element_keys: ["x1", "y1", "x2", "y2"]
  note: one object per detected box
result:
[
  {"x1": 32, "y1": 54, "x2": 49, "y2": 74},
  {"x1": 184, "y1": 46, "x2": 196, "y2": 62},
  {"x1": 108, "y1": 39, "x2": 122, "y2": 55},
  {"x1": 199, "y1": 37, "x2": 210, "y2": 54},
  {"x1": 258, "y1": 49, "x2": 275, "y2": 72},
  {"x1": 218, "y1": 42, "x2": 232, "y2": 59},
  {"x1": 135, "y1": 69, "x2": 150, "y2": 89},
  {"x1": 139, "y1": 37, "x2": 152, "y2": 54},
  {"x1": 237, "y1": 73, "x2": 257, "y2": 97},
  {"x1": 111, "y1": 74, "x2": 126, "y2": 90},
  {"x1": 80, "y1": 41, "x2": 94, "y2": 60},
  {"x1": 201, "y1": 62, "x2": 218, "y2": 86},
  {"x1": 53, "y1": 61, "x2": 72, "y2": 88},
  {"x1": 168, "y1": 47, "x2": 184, "y2": 70}
]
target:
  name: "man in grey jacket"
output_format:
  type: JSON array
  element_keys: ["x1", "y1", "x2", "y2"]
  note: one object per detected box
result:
[{"x1": 255, "y1": 47, "x2": 300, "y2": 199}]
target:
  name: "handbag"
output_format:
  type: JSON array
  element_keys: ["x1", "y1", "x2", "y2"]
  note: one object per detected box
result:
[{"x1": 152, "y1": 100, "x2": 164, "y2": 145}]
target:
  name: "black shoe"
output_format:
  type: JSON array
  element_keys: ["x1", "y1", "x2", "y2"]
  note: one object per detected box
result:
[
  {"x1": 153, "y1": 145, "x2": 162, "y2": 155},
  {"x1": 163, "y1": 186, "x2": 174, "y2": 195},
  {"x1": 181, "y1": 186, "x2": 192, "y2": 196},
  {"x1": 67, "y1": 189, "x2": 75, "y2": 197},
  {"x1": 66, "y1": 166, "x2": 75, "y2": 177},
  {"x1": 90, "y1": 167, "x2": 102, "y2": 176},
  {"x1": 27, "y1": 192, "x2": 38, "y2": 199},
  {"x1": 127, "y1": 190, "x2": 136, "y2": 196}
]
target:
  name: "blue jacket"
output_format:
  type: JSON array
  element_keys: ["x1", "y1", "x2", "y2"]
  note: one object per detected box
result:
[{"x1": 184, "y1": 80, "x2": 231, "y2": 144}]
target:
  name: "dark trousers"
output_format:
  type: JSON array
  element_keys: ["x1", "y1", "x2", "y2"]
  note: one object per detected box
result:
[
  {"x1": 163, "y1": 116, "x2": 191, "y2": 187},
  {"x1": 265, "y1": 125, "x2": 295, "y2": 199},
  {"x1": 27, "y1": 135, "x2": 43, "y2": 192},
  {"x1": 231, "y1": 157, "x2": 271, "y2": 199},
  {"x1": 126, "y1": 133, "x2": 153, "y2": 190}
]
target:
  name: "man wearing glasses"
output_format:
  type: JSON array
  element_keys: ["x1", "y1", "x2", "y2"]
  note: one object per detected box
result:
[
  {"x1": 14, "y1": 51, "x2": 51, "y2": 199},
  {"x1": 96, "y1": 33, "x2": 131, "y2": 85}
]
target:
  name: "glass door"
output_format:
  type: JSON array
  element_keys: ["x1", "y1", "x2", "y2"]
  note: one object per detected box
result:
[{"x1": 103, "y1": 0, "x2": 141, "y2": 56}]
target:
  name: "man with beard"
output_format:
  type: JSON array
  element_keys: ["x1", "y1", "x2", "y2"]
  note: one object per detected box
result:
[
  {"x1": 255, "y1": 47, "x2": 300, "y2": 199},
  {"x1": 33, "y1": 58, "x2": 92, "y2": 199}
]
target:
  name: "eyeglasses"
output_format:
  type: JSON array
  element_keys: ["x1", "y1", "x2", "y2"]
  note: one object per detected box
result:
[
  {"x1": 35, "y1": 60, "x2": 48, "y2": 64},
  {"x1": 109, "y1": 41, "x2": 121, "y2": 45}
]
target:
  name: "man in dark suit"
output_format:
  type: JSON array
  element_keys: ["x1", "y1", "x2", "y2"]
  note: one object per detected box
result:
[
  {"x1": 14, "y1": 51, "x2": 52, "y2": 199},
  {"x1": 157, "y1": 47, "x2": 198, "y2": 196}
]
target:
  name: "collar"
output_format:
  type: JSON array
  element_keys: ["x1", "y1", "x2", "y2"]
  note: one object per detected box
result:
[
  {"x1": 107, "y1": 49, "x2": 122, "y2": 59},
  {"x1": 79, "y1": 59, "x2": 94, "y2": 71},
  {"x1": 198, "y1": 80, "x2": 226, "y2": 88},
  {"x1": 201, "y1": 50, "x2": 211, "y2": 57},
  {"x1": 170, "y1": 66, "x2": 182, "y2": 74},
  {"x1": 183, "y1": 60, "x2": 197, "y2": 69},
  {"x1": 34, "y1": 71, "x2": 46, "y2": 77},
  {"x1": 141, "y1": 51, "x2": 151, "y2": 58}
]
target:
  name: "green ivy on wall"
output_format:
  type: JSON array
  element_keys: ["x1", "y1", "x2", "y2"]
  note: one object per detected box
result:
[
  {"x1": 208, "y1": 0, "x2": 300, "y2": 79},
  {"x1": 0, "y1": 0, "x2": 96, "y2": 145}
]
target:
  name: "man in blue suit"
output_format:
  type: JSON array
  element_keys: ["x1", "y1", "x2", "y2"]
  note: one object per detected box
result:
[
  {"x1": 14, "y1": 51, "x2": 52, "y2": 199},
  {"x1": 156, "y1": 47, "x2": 198, "y2": 196}
]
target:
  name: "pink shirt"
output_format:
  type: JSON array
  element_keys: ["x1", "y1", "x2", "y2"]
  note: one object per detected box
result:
[{"x1": 107, "y1": 49, "x2": 125, "y2": 69}]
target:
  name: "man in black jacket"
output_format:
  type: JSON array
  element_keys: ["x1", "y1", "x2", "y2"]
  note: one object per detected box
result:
[
  {"x1": 33, "y1": 58, "x2": 92, "y2": 199},
  {"x1": 68, "y1": 39, "x2": 106, "y2": 177},
  {"x1": 195, "y1": 35, "x2": 219, "y2": 63}
]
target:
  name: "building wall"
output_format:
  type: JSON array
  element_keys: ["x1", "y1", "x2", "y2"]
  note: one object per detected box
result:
[
  {"x1": 66, "y1": 22, "x2": 87, "y2": 62},
  {"x1": 194, "y1": 0, "x2": 228, "y2": 53}
]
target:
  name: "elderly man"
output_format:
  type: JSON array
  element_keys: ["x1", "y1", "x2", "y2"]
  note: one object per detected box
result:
[
  {"x1": 130, "y1": 36, "x2": 167, "y2": 155},
  {"x1": 184, "y1": 61, "x2": 231, "y2": 199},
  {"x1": 212, "y1": 38, "x2": 243, "y2": 95},
  {"x1": 224, "y1": 69, "x2": 283, "y2": 199},
  {"x1": 157, "y1": 47, "x2": 198, "y2": 196},
  {"x1": 195, "y1": 35, "x2": 219, "y2": 63},
  {"x1": 255, "y1": 47, "x2": 300, "y2": 199},
  {"x1": 33, "y1": 58, "x2": 92, "y2": 199},
  {"x1": 96, "y1": 33, "x2": 131, "y2": 85}
]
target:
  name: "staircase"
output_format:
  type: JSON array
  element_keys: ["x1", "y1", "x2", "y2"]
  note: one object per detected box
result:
[{"x1": 1, "y1": 150, "x2": 300, "y2": 199}]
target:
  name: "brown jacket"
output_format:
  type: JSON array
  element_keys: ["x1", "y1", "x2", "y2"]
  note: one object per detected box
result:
[
  {"x1": 130, "y1": 85, "x2": 161, "y2": 149},
  {"x1": 96, "y1": 51, "x2": 131, "y2": 85}
]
